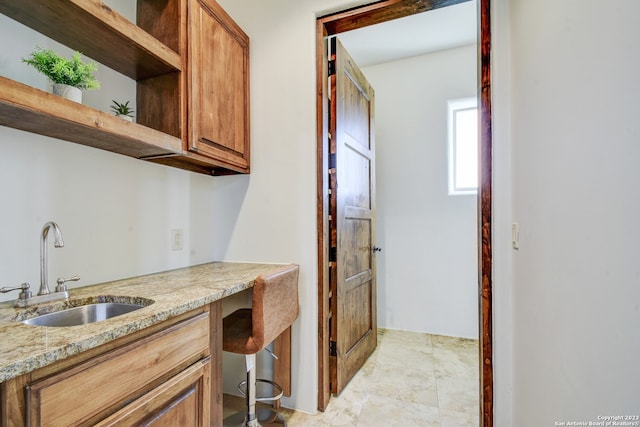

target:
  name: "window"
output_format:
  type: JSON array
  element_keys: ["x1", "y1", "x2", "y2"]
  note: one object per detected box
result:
[{"x1": 448, "y1": 97, "x2": 478, "y2": 195}]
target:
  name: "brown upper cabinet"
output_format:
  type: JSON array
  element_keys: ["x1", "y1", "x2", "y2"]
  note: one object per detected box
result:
[
  {"x1": 188, "y1": 0, "x2": 250, "y2": 173},
  {"x1": 0, "y1": 0, "x2": 250, "y2": 176}
]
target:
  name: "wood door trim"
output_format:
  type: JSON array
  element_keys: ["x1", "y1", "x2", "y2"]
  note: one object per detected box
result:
[
  {"x1": 478, "y1": 0, "x2": 493, "y2": 424},
  {"x1": 315, "y1": 0, "x2": 494, "y2": 424},
  {"x1": 320, "y1": 0, "x2": 471, "y2": 34},
  {"x1": 315, "y1": 17, "x2": 331, "y2": 412}
]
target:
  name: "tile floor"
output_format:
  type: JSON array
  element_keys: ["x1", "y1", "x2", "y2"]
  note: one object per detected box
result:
[{"x1": 224, "y1": 328, "x2": 479, "y2": 426}]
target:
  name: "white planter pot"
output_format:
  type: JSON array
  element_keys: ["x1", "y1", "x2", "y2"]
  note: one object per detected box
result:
[
  {"x1": 116, "y1": 114, "x2": 133, "y2": 122},
  {"x1": 52, "y1": 83, "x2": 82, "y2": 103}
]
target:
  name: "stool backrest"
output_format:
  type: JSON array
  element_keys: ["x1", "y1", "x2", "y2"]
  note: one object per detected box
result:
[{"x1": 252, "y1": 264, "x2": 299, "y2": 350}]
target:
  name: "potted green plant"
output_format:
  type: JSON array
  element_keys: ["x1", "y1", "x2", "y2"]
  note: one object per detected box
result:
[
  {"x1": 22, "y1": 46, "x2": 100, "y2": 103},
  {"x1": 110, "y1": 100, "x2": 135, "y2": 122}
]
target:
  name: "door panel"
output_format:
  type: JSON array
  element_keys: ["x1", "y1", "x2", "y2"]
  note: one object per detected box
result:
[
  {"x1": 343, "y1": 218, "x2": 372, "y2": 279},
  {"x1": 330, "y1": 38, "x2": 377, "y2": 395},
  {"x1": 343, "y1": 141, "x2": 372, "y2": 209}
]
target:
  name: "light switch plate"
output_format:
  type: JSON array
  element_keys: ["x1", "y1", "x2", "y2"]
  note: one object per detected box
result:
[{"x1": 511, "y1": 223, "x2": 519, "y2": 250}]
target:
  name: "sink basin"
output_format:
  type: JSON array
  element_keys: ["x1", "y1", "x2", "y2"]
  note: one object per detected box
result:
[{"x1": 23, "y1": 302, "x2": 148, "y2": 327}]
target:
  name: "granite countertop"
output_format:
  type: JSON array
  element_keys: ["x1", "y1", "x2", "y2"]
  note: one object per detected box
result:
[{"x1": 0, "y1": 261, "x2": 291, "y2": 383}]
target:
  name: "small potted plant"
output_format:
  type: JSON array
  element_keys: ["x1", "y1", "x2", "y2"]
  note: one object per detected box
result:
[
  {"x1": 22, "y1": 46, "x2": 100, "y2": 103},
  {"x1": 110, "y1": 100, "x2": 135, "y2": 122}
]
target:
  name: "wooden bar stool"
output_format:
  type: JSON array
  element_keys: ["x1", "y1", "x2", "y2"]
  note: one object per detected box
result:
[{"x1": 223, "y1": 264, "x2": 299, "y2": 427}]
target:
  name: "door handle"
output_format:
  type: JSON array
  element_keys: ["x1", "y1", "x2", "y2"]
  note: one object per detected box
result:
[{"x1": 372, "y1": 246, "x2": 382, "y2": 253}]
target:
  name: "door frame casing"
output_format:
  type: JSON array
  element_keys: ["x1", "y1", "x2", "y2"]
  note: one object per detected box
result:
[{"x1": 315, "y1": 0, "x2": 493, "y2": 425}]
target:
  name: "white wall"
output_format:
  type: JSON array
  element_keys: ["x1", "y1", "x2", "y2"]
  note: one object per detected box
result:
[
  {"x1": 502, "y1": 0, "x2": 640, "y2": 424},
  {"x1": 361, "y1": 45, "x2": 478, "y2": 338},
  {"x1": 490, "y1": 0, "x2": 514, "y2": 424}
]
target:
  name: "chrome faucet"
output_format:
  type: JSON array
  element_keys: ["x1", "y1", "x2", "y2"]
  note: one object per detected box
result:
[
  {"x1": 2, "y1": 222, "x2": 79, "y2": 307},
  {"x1": 39, "y1": 221, "x2": 64, "y2": 296}
]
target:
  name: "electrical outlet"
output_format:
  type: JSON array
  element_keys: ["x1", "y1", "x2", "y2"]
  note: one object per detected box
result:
[{"x1": 171, "y1": 229, "x2": 184, "y2": 251}]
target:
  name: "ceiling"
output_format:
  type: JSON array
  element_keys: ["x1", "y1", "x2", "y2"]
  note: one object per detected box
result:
[{"x1": 337, "y1": 0, "x2": 477, "y2": 68}]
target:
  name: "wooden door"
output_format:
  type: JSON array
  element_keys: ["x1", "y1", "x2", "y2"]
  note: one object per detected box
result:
[{"x1": 329, "y1": 38, "x2": 377, "y2": 395}]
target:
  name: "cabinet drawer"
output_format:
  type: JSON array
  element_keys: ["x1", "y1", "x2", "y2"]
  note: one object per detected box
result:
[
  {"x1": 26, "y1": 312, "x2": 210, "y2": 426},
  {"x1": 95, "y1": 356, "x2": 211, "y2": 426}
]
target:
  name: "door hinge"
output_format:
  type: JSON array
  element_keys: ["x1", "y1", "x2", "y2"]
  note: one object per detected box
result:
[
  {"x1": 329, "y1": 153, "x2": 336, "y2": 169},
  {"x1": 329, "y1": 340, "x2": 337, "y2": 357},
  {"x1": 328, "y1": 60, "x2": 336, "y2": 76},
  {"x1": 329, "y1": 247, "x2": 337, "y2": 262}
]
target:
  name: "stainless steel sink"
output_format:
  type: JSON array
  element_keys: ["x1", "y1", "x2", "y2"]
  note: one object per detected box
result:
[{"x1": 23, "y1": 302, "x2": 148, "y2": 327}]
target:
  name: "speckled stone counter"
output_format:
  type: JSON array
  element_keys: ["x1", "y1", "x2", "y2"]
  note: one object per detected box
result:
[{"x1": 0, "y1": 261, "x2": 291, "y2": 383}]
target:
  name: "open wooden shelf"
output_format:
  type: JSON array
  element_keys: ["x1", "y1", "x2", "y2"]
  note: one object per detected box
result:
[
  {"x1": 0, "y1": 0, "x2": 249, "y2": 176},
  {"x1": 0, "y1": 76, "x2": 182, "y2": 159},
  {"x1": 0, "y1": 0, "x2": 181, "y2": 80}
]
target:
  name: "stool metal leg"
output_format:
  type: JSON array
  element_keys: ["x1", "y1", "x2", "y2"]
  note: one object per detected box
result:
[
  {"x1": 224, "y1": 353, "x2": 288, "y2": 427},
  {"x1": 245, "y1": 354, "x2": 259, "y2": 427}
]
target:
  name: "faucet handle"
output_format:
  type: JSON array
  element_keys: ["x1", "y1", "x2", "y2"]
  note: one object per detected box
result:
[
  {"x1": 0, "y1": 283, "x2": 32, "y2": 300},
  {"x1": 55, "y1": 276, "x2": 80, "y2": 292}
]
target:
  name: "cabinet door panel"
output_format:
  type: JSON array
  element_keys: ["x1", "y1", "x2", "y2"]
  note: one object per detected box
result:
[
  {"x1": 188, "y1": 0, "x2": 250, "y2": 171},
  {"x1": 96, "y1": 357, "x2": 211, "y2": 427}
]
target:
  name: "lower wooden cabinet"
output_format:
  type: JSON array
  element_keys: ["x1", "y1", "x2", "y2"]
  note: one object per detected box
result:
[{"x1": 1, "y1": 303, "x2": 223, "y2": 427}]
